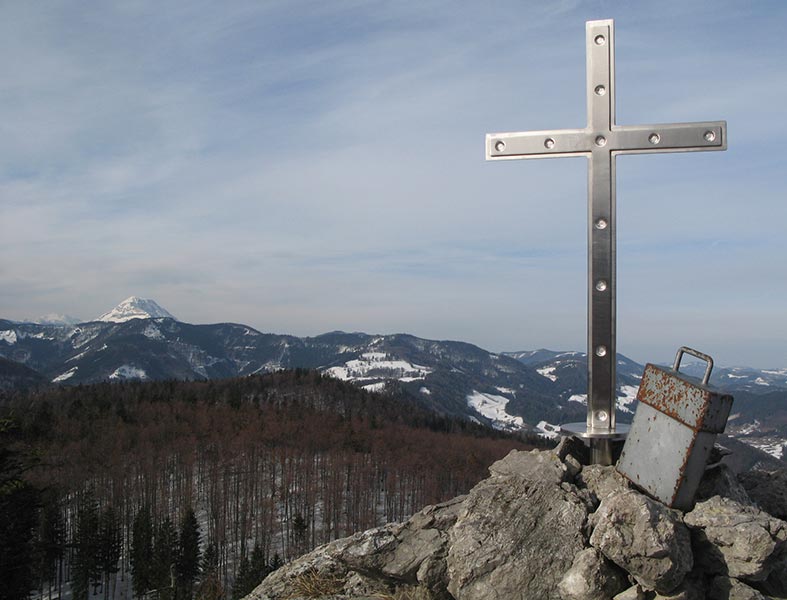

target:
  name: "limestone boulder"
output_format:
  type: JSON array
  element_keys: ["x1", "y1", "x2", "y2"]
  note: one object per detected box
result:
[
  {"x1": 707, "y1": 576, "x2": 768, "y2": 600},
  {"x1": 684, "y1": 495, "x2": 787, "y2": 582},
  {"x1": 557, "y1": 547, "x2": 629, "y2": 600},
  {"x1": 447, "y1": 449, "x2": 590, "y2": 600},
  {"x1": 590, "y1": 490, "x2": 692, "y2": 594}
]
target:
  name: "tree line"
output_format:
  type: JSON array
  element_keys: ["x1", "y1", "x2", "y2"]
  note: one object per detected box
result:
[{"x1": 1, "y1": 369, "x2": 545, "y2": 599}]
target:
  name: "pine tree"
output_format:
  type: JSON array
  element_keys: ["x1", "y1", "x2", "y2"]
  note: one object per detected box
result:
[
  {"x1": 131, "y1": 506, "x2": 154, "y2": 598},
  {"x1": 250, "y1": 541, "x2": 269, "y2": 587},
  {"x1": 37, "y1": 491, "x2": 65, "y2": 599},
  {"x1": 97, "y1": 505, "x2": 122, "y2": 599},
  {"x1": 176, "y1": 507, "x2": 200, "y2": 600},
  {"x1": 71, "y1": 492, "x2": 101, "y2": 600},
  {"x1": 0, "y1": 418, "x2": 41, "y2": 600},
  {"x1": 231, "y1": 553, "x2": 251, "y2": 600},
  {"x1": 153, "y1": 516, "x2": 177, "y2": 600},
  {"x1": 194, "y1": 542, "x2": 223, "y2": 600}
]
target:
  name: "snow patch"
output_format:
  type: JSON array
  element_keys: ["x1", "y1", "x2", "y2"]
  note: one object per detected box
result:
[
  {"x1": 362, "y1": 382, "x2": 386, "y2": 392},
  {"x1": 143, "y1": 324, "x2": 163, "y2": 339},
  {"x1": 419, "y1": 387, "x2": 431, "y2": 395},
  {"x1": 52, "y1": 367, "x2": 78, "y2": 382},
  {"x1": 466, "y1": 390, "x2": 524, "y2": 432},
  {"x1": 616, "y1": 385, "x2": 639, "y2": 413},
  {"x1": 536, "y1": 421, "x2": 560, "y2": 439},
  {"x1": 727, "y1": 373, "x2": 747, "y2": 379},
  {"x1": 569, "y1": 394, "x2": 587, "y2": 405},
  {"x1": 324, "y1": 352, "x2": 432, "y2": 383},
  {"x1": 537, "y1": 366, "x2": 557, "y2": 381},
  {"x1": 0, "y1": 330, "x2": 18, "y2": 344},
  {"x1": 109, "y1": 365, "x2": 148, "y2": 380},
  {"x1": 495, "y1": 386, "x2": 516, "y2": 396},
  {"x1": 754, "y1": 377, "x2": 769, "y2": 386}
]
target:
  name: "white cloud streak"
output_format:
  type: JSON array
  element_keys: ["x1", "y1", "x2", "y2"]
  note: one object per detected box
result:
[{"x1": 1, "y1": 1, "x2": 786, "y2": 367}]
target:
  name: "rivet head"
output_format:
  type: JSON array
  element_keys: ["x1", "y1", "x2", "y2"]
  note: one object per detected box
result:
[
  {"x1": 595, "y1": 280, "x2": 608, "y2": 292},
  {"x1": 596, "y1": 410, "x2": 609, "y2": 422},
  {"x1": 544, "y1": 138, "x2": 555, "y2": 149},
  {"x1": 595, "y1": 218, "x2": 608, "y2": 230},
  {"x1": 704, "y1": 130, "x2": 716, "y2": 142},
  {"x1": 494, "y1": 140, "x2": 506, "y2": 152},
  {"x1": 594, "y1": 85, "x2": 606, "y2": 96},
  {"x1": 648, "y1": 133, "x2": 661, "y2": 145},
  {"x1": 595, "y1": 346, "x2": 607, "y2": 357},
  {"x1": 594, "y1": 34, "x2": 606, "y2": 46},
  {"x1": 594, "y1": 135, "x2": 607, "y2": 147}
]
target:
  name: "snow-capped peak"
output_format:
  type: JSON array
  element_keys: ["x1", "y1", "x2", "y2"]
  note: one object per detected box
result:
[
  {"x1": 96, "y1": 297, "x2": 177, "y2": 323},
  {"x1": 28, "y1": 313, "x2": 82, "y2": 326}
]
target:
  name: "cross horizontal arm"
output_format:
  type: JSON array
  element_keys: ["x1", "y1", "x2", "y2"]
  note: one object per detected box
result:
[
  {"x1": 486, "y1": 129, "x2": 590, "y2": 161},
  {"x1": 613, "y1": 121, "x2": 726, "y2": 154}
]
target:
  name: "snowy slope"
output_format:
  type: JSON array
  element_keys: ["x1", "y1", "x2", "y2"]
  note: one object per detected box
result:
[{"x1": 97, "y1": 296, "x2": 177, "y2": 323}]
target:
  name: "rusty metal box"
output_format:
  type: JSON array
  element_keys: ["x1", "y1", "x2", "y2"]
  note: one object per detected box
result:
[{"x1": 617, "y1": 347, "x2": 734, "y2": 510}]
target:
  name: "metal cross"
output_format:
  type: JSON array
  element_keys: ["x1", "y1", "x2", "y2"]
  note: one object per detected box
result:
[{"x1": 485, "y1": 19, "x2": 727, "y2": 464}]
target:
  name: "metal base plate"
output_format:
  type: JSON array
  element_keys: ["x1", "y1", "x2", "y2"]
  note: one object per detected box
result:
[{"x1": 560, "y1": 422, "x2": 630, "y2": 440}]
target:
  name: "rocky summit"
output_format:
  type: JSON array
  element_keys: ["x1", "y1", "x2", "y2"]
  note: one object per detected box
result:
[{"x1": 244, "y1": 440, "x2": 787, "y2": 600}]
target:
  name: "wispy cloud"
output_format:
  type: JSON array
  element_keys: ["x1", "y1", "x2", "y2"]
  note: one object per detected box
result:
[{"x1": 1, "y1": 1, "x2": 785, "y2": 367}]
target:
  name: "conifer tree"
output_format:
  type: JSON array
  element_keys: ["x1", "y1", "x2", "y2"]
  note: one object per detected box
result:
[
  {"x1": 153, "y1": 516, "x2": 178, "y2": 600},
  {"x1": 71, "y1": 493, "x2": 100, "y2": 600},
  {"x1": 131, "y1": 506, "x2": 154, "y2": 598},
  {"x1": 0, "y1": 418, "x2": 41, "y2": 600},
  {"x1": 98, "y1": 505, "x2": 122, "y2": 599},
  {"x1": 250, "y1": 541, "x2": 269, "y2": 587},
  {"x1": 176, "y1": 507, "x2": 200, "y2": 600},
  {"x1": 231, "y1": 553, "x2": 252, "y2": 600},
  {"x1": 36, "y1": 489, "x2": 65, "y2": 598}
]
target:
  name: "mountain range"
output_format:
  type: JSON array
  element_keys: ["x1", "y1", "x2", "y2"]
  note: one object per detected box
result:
[{"x1": 1, "y1": 296, "x2": 785, "y2": 463}]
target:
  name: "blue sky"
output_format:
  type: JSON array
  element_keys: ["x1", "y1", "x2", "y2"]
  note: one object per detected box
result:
[{"x1": 2, "y1": 1, "x2": 786, "y2": 368}]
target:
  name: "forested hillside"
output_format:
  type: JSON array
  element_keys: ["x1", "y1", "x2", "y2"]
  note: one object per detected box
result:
[{"x1": 0, "y1": 370, "x2": 541, "y2": 599}]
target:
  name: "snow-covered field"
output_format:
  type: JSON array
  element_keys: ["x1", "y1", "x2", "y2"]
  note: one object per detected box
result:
[
  {"x1": 466, "y1": 390, "x2": 524, "y2": 432},
  {"x1": 109, "y1": 365, "x2": 148, "y2": 380},
  {"x1": 324, "y1": 352, "x2": 432, "y2": 383}
]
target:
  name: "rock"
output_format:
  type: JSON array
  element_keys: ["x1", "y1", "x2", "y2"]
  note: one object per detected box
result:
[
  {"x1": 557, "y1": 547, "x2": 629, "y2": 600},
  {"x1": 695, "y1": 463, "x2": 751, "y2": 505},
  {"x1": 590, "y1": 490, "x2": 692, "y2": 594},
  {"x1": 738, "y1": 468, "x2": 787, "y2": 520},
  {"x1": 651, "y1": 574, "x2": 704, "y2": 600},
  {"x1": 555, "y1": 435, "x2": 590, "y2": 466},
  {"x1": 245, "y1": 496, "x2": 463, "y2": 600},
  {"x1": 578, "y1": 464, "x2": 631, "y2": 507},
  {"x1": 707, "y1": 576, "x2": 768, "y2": 600},
  {"x1": 489, "y1": 448, "x2": 571, "y2": 483},
  {"x1": 684, "y1": 495, "x2": 787, "y2": 582},
  {"x1": 447, "y1": 449, "x2": 590, "y2": 600},
  {"x1": 613, "y1": 585, "x2": 651, "y2": 600}
]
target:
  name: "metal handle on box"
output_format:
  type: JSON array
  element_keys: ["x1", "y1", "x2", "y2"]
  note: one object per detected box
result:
[{"x1": 673, "y1": 346, "x2": 714, "y2": 386}]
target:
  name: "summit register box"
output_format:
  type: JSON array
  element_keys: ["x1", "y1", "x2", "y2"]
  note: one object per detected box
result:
[{"x1": 617, "y1": 347, "x2": 734, "y2": 511}]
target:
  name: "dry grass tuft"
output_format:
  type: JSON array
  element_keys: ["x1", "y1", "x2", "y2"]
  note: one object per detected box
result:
[
  {"x1": 376, "y1": 586, "x2": 435, "y2": 600},
  {"x1": 286, "y1": 568, "x2": 344, "y2": 598}
]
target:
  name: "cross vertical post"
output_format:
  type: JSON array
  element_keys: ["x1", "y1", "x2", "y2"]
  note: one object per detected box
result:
[{"x1": 485, "y1": 19, "x2": 726, "y2": 464}]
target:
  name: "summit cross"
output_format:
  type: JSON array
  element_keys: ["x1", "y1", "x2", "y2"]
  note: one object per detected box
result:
[{"x1": 485, "y1": 19, "x2": 727, "y2": 464}]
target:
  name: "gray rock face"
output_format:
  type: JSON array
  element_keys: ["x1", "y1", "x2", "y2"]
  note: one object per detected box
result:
[
  {"x1": 590, "y1": 490, "x2": 693, "y2": 594},
  {"x1": 684, "y1": 495, "x2": 787, "y2": 582},
  {"x1": 707, "y1": 576, "x2": 768, "y2": 600},
  {"x1": 242, "y1": 450, "x2": 787, "y2": 600},
  {"x1": 446, "y1": 450, "x2": 589, "y2": 600},
  {"x1": 577, "y1": 464, "x2": 631, "y2": 507},
  {"x1": 557, "y1": 547, "x2": 629, "y2": 600}
]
